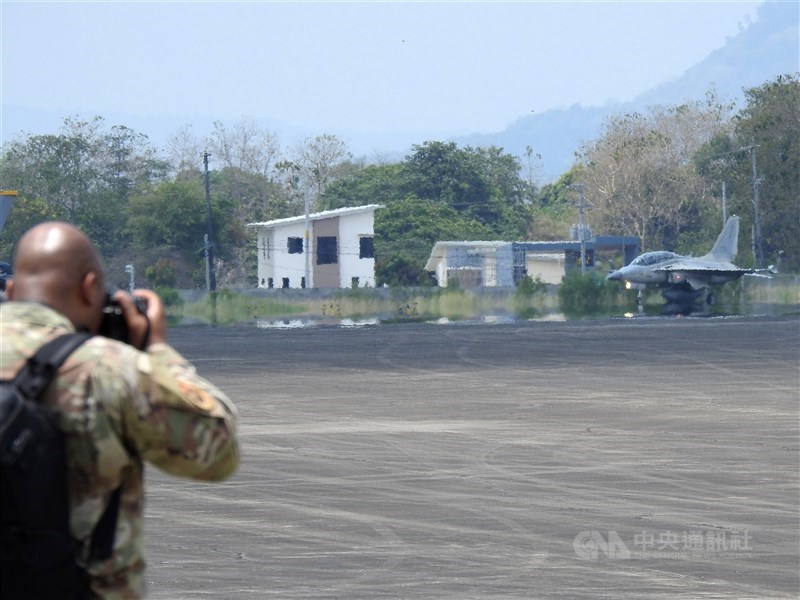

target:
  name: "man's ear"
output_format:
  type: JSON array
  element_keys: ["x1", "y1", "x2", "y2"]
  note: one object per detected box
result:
[
  {"x1": 78, "y1": 271, "x2": 107, "y2": 333},
  {"x1": 81, "y1": 271, "x2": 102, "y2": 307},
  {"x1": 4, "y1": 279, "x2": 15, "y2": 300}
]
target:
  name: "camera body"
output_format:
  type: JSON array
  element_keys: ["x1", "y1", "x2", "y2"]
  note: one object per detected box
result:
[{"x1": 99, "y1": 294, "x2": 148, "y2": 345}]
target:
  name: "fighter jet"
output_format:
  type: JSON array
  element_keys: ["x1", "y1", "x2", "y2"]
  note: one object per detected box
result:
[{"x1": 607, "y1": 215, "x2": 774, "y2": 311}]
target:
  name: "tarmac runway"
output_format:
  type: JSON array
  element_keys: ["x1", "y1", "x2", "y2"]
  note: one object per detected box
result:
[{"x1": 144, "y1": 315, "x2": 799, "y2": 599}]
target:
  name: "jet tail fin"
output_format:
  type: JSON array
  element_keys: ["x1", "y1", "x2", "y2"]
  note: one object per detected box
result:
[{"x1": 704, "y1": 216, "x2": 740, "y2": 262}]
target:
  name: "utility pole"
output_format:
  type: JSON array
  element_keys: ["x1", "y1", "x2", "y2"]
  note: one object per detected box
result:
[
  {"x1": 304, "y1": 187, "x2": 311, "y2": 289},
  {"x1": 749, "y1": 145, "x2": 763, "y2": 269},
  {"x1": 721, "y1": 181, "x2": 728, "y2": 227},
  {"x1": 738, "y1": 144, "x2": 764, "y2": 268},
  {"x1": 711, "y1": 146, "x2": 764, "y2": 263},
  {"x1": 124, "y1": 264, "x2": 135, "y2": 292},
  {"x1": 569, "y1": 183, "x2": 588, "y2": 273},
  {"x1": 202, "y1": 151, "x2": 216, "y2": 291}
]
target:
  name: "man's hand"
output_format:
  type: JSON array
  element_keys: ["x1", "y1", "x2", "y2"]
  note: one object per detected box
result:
[{"x1": 113, "y1": 289, "x2": 167, "y2": 349}]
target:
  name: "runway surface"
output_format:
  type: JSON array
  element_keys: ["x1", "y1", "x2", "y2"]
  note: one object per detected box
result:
[{"x1": 144, "y1": 315, "x2": 799, "y2": 599}]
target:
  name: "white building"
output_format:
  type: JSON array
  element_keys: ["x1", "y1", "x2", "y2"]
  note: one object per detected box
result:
[
  {"x1": 247, "y1": 205, "x2": 382, "y2": 289},
  {"x1": 424, "y1": 241, "x2": 564, "y2": 287},
  {"x1": 425, "y1": 242, "x2": 513, "y2": 287},
  {"x1": 425, "y1": 236, "x2": 640, "y2": 287}
]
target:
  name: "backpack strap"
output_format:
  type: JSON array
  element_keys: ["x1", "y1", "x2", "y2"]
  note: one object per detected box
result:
[
  {"x1": 12, "y1": 332, "x2": 93, "y2": 400},
  {"x1": 89, "y1": 486, "x2": 121, "y2": 560},
  {"x1": 11, "y1": 331, "x2": 122, "y2": 561}
]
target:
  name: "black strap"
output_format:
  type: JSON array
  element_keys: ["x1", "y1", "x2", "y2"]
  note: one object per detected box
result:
[
  {"x1": 89, "y1": 486, "x2": 122, "y2": 560},
  {"x1": 10, "y1": 331, "x2": 123, "y2": 561},
  {"x1": 12, "y1": 333, "x2": 93, "y2": 400}
]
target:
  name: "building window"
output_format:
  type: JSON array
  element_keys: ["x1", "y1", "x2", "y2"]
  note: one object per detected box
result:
[
  {"x1": 300, "y1": 277, "x2": 306, "y2": 289},
  {"x1": 282, "y1": 277, "x2": 290, "y2": 288},
  {"x1": 267, "y1": 278, "x2": 274, "y2": 289},
  {"x1": 287, "y1": 237, "x2": 303, "y2": 254},
  {"x1": 316, "y1": 236, "x2": 338, "y2": 265},
  {"x1": 359, "y1": 236, "x2": 374, "y2": 259},
  {"x1": 351, "y1": 277, "x2": 359, "y2": 288}
]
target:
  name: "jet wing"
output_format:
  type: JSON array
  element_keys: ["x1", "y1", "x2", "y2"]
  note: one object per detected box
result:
[
  {"x1": 654, "y1": 260, "x2": 747, "y2": 274},
  {"x1": 653, "y1": 260, "x2": 770, "y2": 289}
]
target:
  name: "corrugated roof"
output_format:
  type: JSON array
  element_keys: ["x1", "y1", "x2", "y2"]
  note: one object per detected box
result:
[
  {"x1": 430, "y1": 241, "x2": 510, "y2": 247},
  {"x1": 246, "y1": 204, "x2": 383, "y2": 229},
  {"x1": 424, "y1": 241, "x2": 511, "y2": 271}
]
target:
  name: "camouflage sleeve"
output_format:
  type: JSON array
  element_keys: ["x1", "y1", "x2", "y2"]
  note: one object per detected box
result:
[{"x1": 120, "y1": 342, "x2": 239, "y2": 481}]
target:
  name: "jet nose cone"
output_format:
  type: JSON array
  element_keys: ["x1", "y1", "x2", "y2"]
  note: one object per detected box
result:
[{"x1": 607, "y1": 270, "x2": 623, "y2": 281}]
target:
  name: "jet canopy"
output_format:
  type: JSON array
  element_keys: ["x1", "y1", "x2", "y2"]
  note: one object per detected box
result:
[{"x1": 630, "y1": 251, "x2": 680, "y2": 267}]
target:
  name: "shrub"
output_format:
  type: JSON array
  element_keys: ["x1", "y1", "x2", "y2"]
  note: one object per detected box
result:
[
  {"x1": 513, "y1": 276, "x2": 547, "y2": 319},
  {"x1": 154, "y1": 286, "x2": 184, "y2": 308},
  {"x1": 145, "y1": 259, "x2": 178, "y2": 288},
  {"x1": 558, "y1": 270, "x2": 619, "y2": 316}
]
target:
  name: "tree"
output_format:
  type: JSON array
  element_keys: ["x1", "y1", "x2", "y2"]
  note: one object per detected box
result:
[
  {"x1": 403, "y1": 141, "x2": 482, "y2": 205},
  {"x1": 522, "y1": 145, "x2": 543, "y2": 203},
  {"x1": 102, "y1": 125, "x2": 168, "y2": 199},
  {"x1": 401, "y1": 141, "x2": 530, "y2": 239},
  {"x1": 127, "y1": 180, "x2": 208, "y2": 251},
  {"x1": 1, "y1": 117, "x2": 104, "y2": 224},
  {"x1": 207, "y1": 117, "x2": 282, "y2": 178},
  {"x1": 213, "y1": 167, "x2": 289, "y2": 225},
  {"x1": 321, "y1": 163, "x2": 405, "y2": 210},
  {"x1": 578, "y1": 95, "x2": 734, "y2": 252},
  {"x1": 87, "y1": 124, "x2": 168, "y2": 252},
  {"x1": 318, "y1": 141, "x2": 533, "y2": 284},
  {"x1": 471, "y1": 145, "x2": 530, "y2": 238},
  {"x1": 733, "y1": 74, "x2": 800, "y2": 270},
  {"x1": 374, "y1": 195, "x2": 494, "y2": 286},
  {"x1": 693, "y1": 75, "x2": 800, "y2": 269},
  {"x1": 0, "y1": 196, "x2": 62, "y2": 260},
  {"x1": 0, "y1": 116, "x2": 166, "y2": 257},
  {"x1": 294, "y1": 134, "x2": 355, "y2": 210},
  {"x1": 528, "y1": 167, "x2": 584, "y2": 240},
  {"x1": 126, "y1": 179, "x2": 238, "y2": 286},
  {"x1": 166, "y1": 118, "x2": 289, "y2": 221},
  {"x1": 164, "y1": 124, "x2": 204, "y2": 177}
]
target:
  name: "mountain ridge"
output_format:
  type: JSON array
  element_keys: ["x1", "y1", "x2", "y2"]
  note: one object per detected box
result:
[{"x1": 455, "y1": 0, "x2": 799, "y2": 183}]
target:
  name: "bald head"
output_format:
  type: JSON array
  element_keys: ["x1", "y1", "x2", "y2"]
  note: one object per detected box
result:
[{"x1": 9, "y1": 222, "x2": 106, "y2": 331}]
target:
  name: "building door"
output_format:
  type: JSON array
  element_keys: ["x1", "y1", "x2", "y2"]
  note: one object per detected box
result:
[{"x1": 313, "y1": 217, "x2": 341, "y2": 287}]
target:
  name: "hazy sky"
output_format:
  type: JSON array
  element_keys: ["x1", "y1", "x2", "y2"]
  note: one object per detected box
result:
[{"x1": 1, "y1": 1, "x2": 763, "y2": 153}]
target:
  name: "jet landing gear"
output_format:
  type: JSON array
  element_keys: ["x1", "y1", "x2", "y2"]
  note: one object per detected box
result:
[{"x1": 661, "y1": 285, "x2": 704, "y2": 316}]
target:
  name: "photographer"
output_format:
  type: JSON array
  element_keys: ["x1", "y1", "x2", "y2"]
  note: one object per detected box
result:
[{"x1": 0, "y1": 222, "x2": 239, "y2": 598}]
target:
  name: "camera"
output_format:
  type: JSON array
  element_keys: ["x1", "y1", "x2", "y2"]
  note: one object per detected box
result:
[{"x1": 99, "y1": 293, "x2": 148, "y2": 346}]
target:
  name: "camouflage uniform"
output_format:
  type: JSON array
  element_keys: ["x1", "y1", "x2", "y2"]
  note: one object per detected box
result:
[{"x1": 0, "y1": 302, "x2": 239, "y2": 599}]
